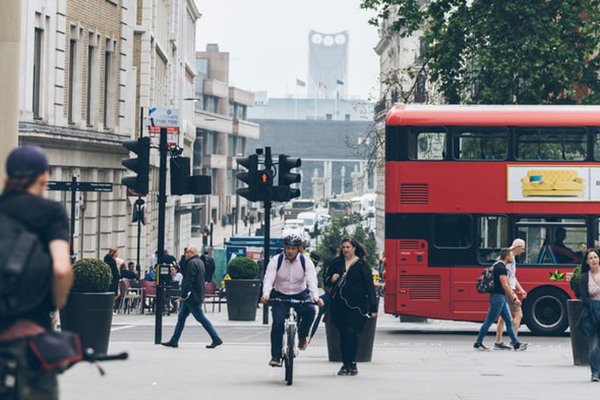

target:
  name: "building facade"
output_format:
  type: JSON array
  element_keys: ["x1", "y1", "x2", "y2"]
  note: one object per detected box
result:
[
  {"x1": 16, "y1": 0, "x2": 199, "y2": 266},
  {"x1": 194, "y1": 45, "x2": 259, "y2": 232}
]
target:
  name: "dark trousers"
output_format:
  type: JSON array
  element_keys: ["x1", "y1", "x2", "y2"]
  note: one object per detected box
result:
[
  {"x1": 270, "y1": 290, "x2": 316, "y2": 359},
  {"x1": 339, "y1": 325, "x2": 359, "y2": 366}
]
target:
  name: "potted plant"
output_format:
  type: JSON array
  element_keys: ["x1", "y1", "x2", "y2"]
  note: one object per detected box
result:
[
  {"x1": 60, "y1": 258, "x2": 115, "y2": 355},
  {"x1": 225, "y1": 257, "x2": 260, "y2": 321},
  {"x1": 567, "y1": 265, "x2": 589, "y2": 365}
]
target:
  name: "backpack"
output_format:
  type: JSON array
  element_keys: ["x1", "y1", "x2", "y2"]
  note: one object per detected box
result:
[
  {"x1": 276, "y1": 253, "x2": 306, "y2": 272},
  {"x1": 475, "y1": 265, "x2": 496, "y2": 294},
  {"x1": 0, "y1": 213, "x2": 52, "y2": 320}
]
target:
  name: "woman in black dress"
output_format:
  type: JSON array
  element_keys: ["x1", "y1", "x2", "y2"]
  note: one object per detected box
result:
[{"x1": 327, "y1": 236, "x2": 377, "y2": 376}]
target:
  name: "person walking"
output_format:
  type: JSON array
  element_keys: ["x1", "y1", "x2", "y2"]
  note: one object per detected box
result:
[
  {"x1": 326, "y1": 237, "x2": 378, "y2": 376},
  {"x1": 576, "y1": 248, "x2": 600, "y2": 382},
  {"x1": 474, "y1": 248, "x2": 529, "y2": 351},
  {"x1": 161, "y1": 246, "x2": 223, "y2": 349},
  {"x1": 495, "y1": 239, "x2": 528, "y2": 349},
  {"x1": 200, "y1": 250, "x2": 216, "y2": 283},
  {"x1": 0, "y1": 145, "x2": 73, "y2": 399}
]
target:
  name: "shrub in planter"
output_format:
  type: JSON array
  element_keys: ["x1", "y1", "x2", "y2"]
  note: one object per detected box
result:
[
  {"x1": 570, "y1": 265, "x2": 582, "y2": 299},
  {"x1": 71, "y1": 258, "x2": 112, "y2": 292},
  {"x1": 227, "y1": 257, "x2": 258, "y2": 280},
  {"x1": 225, "y1": 257, "x2": 260, "y2": 321},
  {"x1": 61, "y1": 258, "x2": 114, "y2": 355}
]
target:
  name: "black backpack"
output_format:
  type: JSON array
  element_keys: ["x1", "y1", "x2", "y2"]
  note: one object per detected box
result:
[
  {"x1": 0, "y1": 213, "x2": 52, "y2": 320},
  {"x1": 276, "y1": 253, "x2": 306, "y2": 272},
  {"x1": 475, "y1": 265, "x2": 496, "y2": 294}
]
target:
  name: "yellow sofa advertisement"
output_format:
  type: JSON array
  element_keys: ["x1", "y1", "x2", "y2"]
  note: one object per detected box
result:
[{"x1": 507, "y1": 166, "x2": 600, "y2": 202}]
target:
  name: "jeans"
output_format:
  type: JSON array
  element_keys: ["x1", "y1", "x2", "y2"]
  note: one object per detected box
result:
[
  {"x1": 169, "y1": 301, "x2": 220, "y2": 344},
  {"x1": 270, "y1": 290, "x2": 316, "y2": 359},
  {"x1": 589, "y1": 330, "x2": 600, "y2": 377},
  {"x1": 476, "y1": 293, "x2": 519, "y2": 345}
]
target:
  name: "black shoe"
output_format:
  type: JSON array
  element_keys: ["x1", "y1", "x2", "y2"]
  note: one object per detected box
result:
[
  {"x1": 591, "y1": 374, "x2": 600, "y2": 382},
  {"x1": 337, "y1": 365, "x2": 350, "y2": 376},
  {"x1": 473, "y1": 342, "x2": 489, "y2": 351},
  {"x1": 350, "y1": 362, "x2": 358, "y2": 376},
  {"x1": 269, "y1": 358, "x2": 282, "y2": 367},
  {"x1": 161, "y1": 341, "x2": 178, "y2": 348},
  {"x1": 494, "y1": 342, "x2": 512, "y2": 350},
  {"x1": 206, "y1": 338, "x2": 223, "y2": 348},
  {"x1": 513, "y1": 342, "x2": 529, "y2": 351}
]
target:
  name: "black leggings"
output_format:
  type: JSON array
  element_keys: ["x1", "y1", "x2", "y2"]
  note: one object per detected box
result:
[{"x1": 338, "y1": 325, "x2": 360, "y2": 366}]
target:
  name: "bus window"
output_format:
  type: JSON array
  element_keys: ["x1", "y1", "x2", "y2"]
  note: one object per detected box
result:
[
  {"x1": 478, "y1": 215, "x2": 508, "y2": 263},
  {"x1": 434, "y1": 214, "x2": 472, "y2": 248},
  {"x1": 515, "y1": 218, "x2": 586, "y2": 264},
  {"x1": 453, "y1": 128, "x2": 508, "y2": 161},
  {"x1": 409, "y1": 129, "x2": 447, "y2": 160},
  {"x1": 516, "y1": 127, "x2": 587, "y2": 161},
  {"x1": 594, "y1": 129, "x2": 600, "y2": 161}
]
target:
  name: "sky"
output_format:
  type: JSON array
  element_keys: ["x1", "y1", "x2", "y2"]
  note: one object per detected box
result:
[{"x1": 194, "y1": 0, "x2": 380, "y2": 100}]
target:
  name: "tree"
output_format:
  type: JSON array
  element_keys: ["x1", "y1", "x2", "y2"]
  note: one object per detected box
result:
[
  {"x1": 352, "y1": 225, "x2": 378, "y2": 269},
  {"x1": 360, "y1": 0, "x2": 600, "y2": 104}
]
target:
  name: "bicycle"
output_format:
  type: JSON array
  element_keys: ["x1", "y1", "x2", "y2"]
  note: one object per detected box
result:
[{"x1": 269, "y1": 298, "x2": 316, "y2": 386}]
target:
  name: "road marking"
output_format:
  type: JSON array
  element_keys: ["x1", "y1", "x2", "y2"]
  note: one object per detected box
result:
[{"x1": 111, "y1": 325, "x2": 135, "y2": 332}]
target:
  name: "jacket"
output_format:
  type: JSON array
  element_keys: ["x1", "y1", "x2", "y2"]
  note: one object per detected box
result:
[
  {"x1": 326, "y1": 257, "x2": 378, "y2": 314},
  {"x1": 181, "y1": 255, "x2": 205, "y2": 304},
  {"x1": 577, "y1": 272, "x2": 600, "y2": 337}
]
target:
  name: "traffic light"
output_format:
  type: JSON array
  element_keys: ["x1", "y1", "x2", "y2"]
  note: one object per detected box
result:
[
  {"x1": 236, "y1": 154, "x2": 259, "y2": 201},
  {"x1": 255, "y1": 169, "x2": 273, "y2": 202},
  {"x1": 170, "y1": 156, "x2": 212, "y2": 195},
  {"x1": 202, "y1": 226, "x2": 209, "y2": 246},
  {"x1": 122, "y1": 137, "x2": 151, "y2": 195},
  {"x1": 273, "y1": 154, "x2": 301, "y2": 202}
]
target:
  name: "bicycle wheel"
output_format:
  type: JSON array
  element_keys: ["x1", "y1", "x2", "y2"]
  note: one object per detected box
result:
[{"x1": 284, "y1": 324, "x2": 295, "y2": 385}]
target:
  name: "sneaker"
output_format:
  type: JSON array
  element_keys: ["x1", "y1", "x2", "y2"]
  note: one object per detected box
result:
[
  {"x1": 298, "y1": 337, "x2": 308, "y2": 351},
  {"x1": 269, "y1": 358, "x2": 282, "y2": 367},
  {"x1": 161, "y1": 341, "x2": 178, "y2": 348},
  {"x1": 350, "y1": 362, "x2": 358, "y2": 376},
  {"x1": 337, "y1": 365, "x2": 350, "y2": 376},
  {"x1": 473, "y1": 342, "x2": 489, "y2": 351},
  {"x1": 513, "y1": 342, "x2": 529, "y2": 351},
  {"x1": 494, "y1": 342, "x2": 512, "y2": 350},
  {"x1": 206, "y1": 338, "x2": 223, "y2": 349},
  {"x1": 591, "y1": 375, "x2": 600, "y2": 382}
]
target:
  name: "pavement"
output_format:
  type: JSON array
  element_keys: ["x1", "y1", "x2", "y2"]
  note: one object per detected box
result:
[{"x1": 57, "y1": 302, "x2": 600, "y2": 400}]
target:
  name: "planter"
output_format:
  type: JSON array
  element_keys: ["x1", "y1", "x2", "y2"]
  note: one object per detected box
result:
[
  {"x1": 325, "y1": 297, "x2": 379, "y2": 363},
  {"x1": 60, "y1": 292, "x2": 115, "y2": 356},
  {"x1": 225, "y1": 279, "x2": 261, "y2": 321},
  {"x1": 567, "y1": 299, "x2": 589, "y2": 366}
]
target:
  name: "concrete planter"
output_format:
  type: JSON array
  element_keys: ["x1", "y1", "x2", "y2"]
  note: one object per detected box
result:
[
  {"x1": 567, "y1": 299, "x2": 589, "y2": 366},
  {"x1": 60, "y1": 292, "x2": 115, "y2": 356},
  {"x1": 225, "y1": 279, "x2": 261, "y2": 321}
]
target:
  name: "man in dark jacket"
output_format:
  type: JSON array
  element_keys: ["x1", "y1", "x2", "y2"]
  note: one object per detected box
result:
[
  {"x1": 161, "y1": 246, "x2": 222, "y2": 349},
  {"x1": 200, "y1": 250, "x2": 215, "y2": 283}
]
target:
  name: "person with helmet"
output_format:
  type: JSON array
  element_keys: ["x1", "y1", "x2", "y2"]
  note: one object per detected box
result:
[{"x1": 261, "y1": 232, "x2": 324, "y2": 367}]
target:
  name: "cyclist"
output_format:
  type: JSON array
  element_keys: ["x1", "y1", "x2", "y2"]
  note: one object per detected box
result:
[{"x1": 261, "y1": 232, "x2": 323, "y2": 367}]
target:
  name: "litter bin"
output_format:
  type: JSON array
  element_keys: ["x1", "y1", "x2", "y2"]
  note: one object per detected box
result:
[{"x1": 325, "y1": 297, "x2": 379, "y2": 362}]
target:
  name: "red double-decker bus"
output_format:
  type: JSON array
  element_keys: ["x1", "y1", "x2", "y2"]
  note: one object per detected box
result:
[{"x1": 384, "y1": 105, "x2": 600, "y2": 335}]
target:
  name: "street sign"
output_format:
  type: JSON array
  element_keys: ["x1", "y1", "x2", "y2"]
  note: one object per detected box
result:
[
  {"x1": 148, "y1": 108, "x2": 179, "y2": 127},
  {"x1": 47, "y1": 181, "x2": 113, "y2": 192}
]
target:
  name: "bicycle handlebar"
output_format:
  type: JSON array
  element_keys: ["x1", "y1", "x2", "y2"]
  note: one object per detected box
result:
[
  {"x1": 268, "y1": 298, "x2": 317, "y2": 305},
  {"x1": 83, "y1": 350, "x2": 129, "y2": 362}
]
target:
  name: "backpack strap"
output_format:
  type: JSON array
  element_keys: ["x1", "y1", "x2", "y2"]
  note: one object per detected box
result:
[{"x1": 276, "y1": 253, "x2": 306, "y2": 272}]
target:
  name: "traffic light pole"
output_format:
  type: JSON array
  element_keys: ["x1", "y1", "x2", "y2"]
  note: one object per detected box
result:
[
  {"x1": 262, "y1": 199, "x2": 271, "y2": 325},
  {"x1": 155, "y1": 127, "x2": 168, "y2": 344},
  {"x1": 135, "y1": 198, "x2": 144, "y2": 279}
]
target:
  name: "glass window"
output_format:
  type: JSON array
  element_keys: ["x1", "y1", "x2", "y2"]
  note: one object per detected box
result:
[
  {"x1": 478, "y1": 215, "x2": 508, "y2": 263},
  {"x1": 33, "y1": 28, "x2": 43, "y2": 118},
  {"x1": 515, "y1": 217, "x2": 586, "y2": 265},
  {"x1": 229, "y1": 102, "x2": 235, "y2": 118},
  {"x1": 434, "y1": 214, "x2": 471, "y2": 248},
  {"x1": 516, "y1": 127, "x2": 587, "y2": 161},
  {"x1": 594, "y1": 128, "x2": 600, "y2": 160},
  {"x1": 409, "y1": 128, "x2": 447, "y2": 160},
  {"x1": 454, "y1": 128, "x2": 508, "y2": 160}
]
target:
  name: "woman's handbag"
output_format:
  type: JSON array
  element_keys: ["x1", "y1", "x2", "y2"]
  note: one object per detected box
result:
[{"x1": 28, "y1": 330, "x2": 82, "y2": 371}]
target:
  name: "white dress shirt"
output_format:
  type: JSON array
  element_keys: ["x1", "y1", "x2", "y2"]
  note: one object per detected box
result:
[{"x1": 262, "y1": 254, "x2": 319, "y2": 299}]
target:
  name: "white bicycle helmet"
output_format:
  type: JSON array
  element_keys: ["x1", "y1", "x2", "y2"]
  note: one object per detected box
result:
[{"x1": 283, "y1": 232, "x2": 303, "y2": 247}]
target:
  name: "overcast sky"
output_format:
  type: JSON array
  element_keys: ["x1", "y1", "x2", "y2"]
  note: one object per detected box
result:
[{"x1": 194, "y1": 0, "x2": 380, "y2": 100}]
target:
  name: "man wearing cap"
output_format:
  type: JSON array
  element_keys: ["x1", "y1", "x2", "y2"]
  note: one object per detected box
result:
[
  {"x1": 0, "y1": 145, "x2": 73, "y2": 399},
  {"x1": 495, "y1": 239, "x2": 528, "y2": 349}
]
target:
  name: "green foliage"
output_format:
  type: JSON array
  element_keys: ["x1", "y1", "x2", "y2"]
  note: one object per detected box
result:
[
  {"x1": 316, "y1": 221, "x2": 378, "y2": 268},
  {"x1": 71, "y1": 258, "x2": 112, "y2": 293},
  {"x1": 353, "y1": 225, "x2": 379, "y2": 269},
  {"x1": 227, "y1": 257, "x2": 258, "y2": 280},
  {"x1": 361, "y1": 0, "x2": 600, "y2": 104},
  {"x1": 570, "y1": 265, "x2": 582, "y2": 299}
]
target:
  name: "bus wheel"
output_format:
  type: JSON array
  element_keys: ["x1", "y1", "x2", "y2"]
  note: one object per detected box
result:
[{"x1": 523, "y1": 287, "x2": 569, "y2": 336}]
